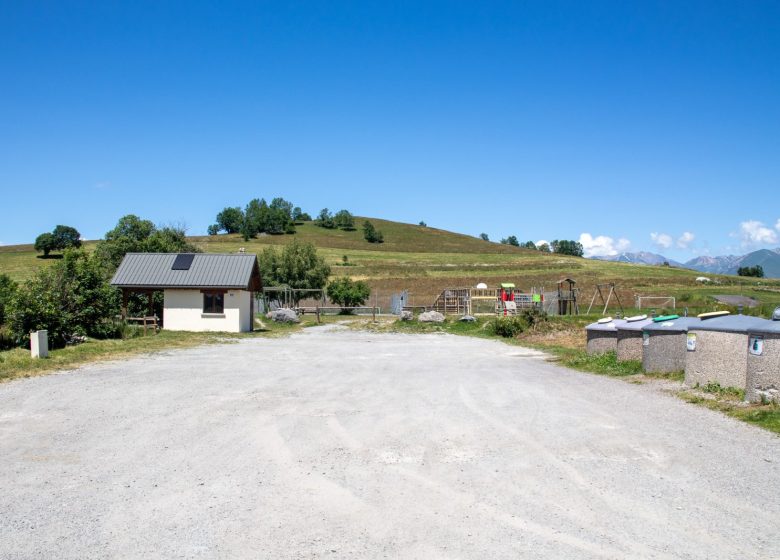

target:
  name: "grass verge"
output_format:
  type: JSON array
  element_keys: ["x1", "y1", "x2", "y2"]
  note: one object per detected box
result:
[
  {"x1": 0, "y1": 318, "x2": 304, "y2": 383},
  {"x1": 680, "y1": 392, "x2": 780, "y2": 434}
]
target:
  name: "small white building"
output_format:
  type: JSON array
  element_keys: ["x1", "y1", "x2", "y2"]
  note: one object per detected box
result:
[{"x1": 111, "y1": 253, "x2": 262, "y2": 333}]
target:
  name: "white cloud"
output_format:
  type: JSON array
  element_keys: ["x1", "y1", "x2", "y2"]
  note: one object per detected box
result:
[
  {"x1": 738, "y1": 220, "x2": 778, "y2": 248},
  {"x1": 578, "y1": 233, "x2": 631, "y2": 258},
  {"x1": 650, "y1": 232, "x2": 673, "y2": 249},
  {"x1": 776, "y1": 218, "x2": 780, "y2": 232},
  {"x1": 677, "y1": 231, "x2": 695, "y2": 249},
  {"x1": 535, "y1": 239, "x2": 549, "y2": 247}
]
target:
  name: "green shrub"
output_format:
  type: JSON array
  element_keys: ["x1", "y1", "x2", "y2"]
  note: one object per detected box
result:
[
  {"x1": 519, "y1": 307, "x2": 547, "y2": 329},
  {"x1": 0, "y1": 325, "x2": 14, "y2": 351},
  {"x1": 7, "y1": 250, "x2": 120, "y2": 348},
  {"x1": 489, "y1": 316, "x2": 527, "y2": 338},
  {"x1": 489, "y1": 309, "x2": 548, "y2": 338},
  {"x1": 0, "y1": 274, "x2": 17, "y2": 325}
]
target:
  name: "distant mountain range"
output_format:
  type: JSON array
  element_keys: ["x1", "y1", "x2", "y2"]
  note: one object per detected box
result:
[
  {"x1": 593, "y1": 248, "x2": 780, "y2": 278},
  {"x1": 592, "y1": 251, "x2": 686, "y2": 268},
  {"x1": 684, "y1": 248, "x2": 780, "y2": 278}
]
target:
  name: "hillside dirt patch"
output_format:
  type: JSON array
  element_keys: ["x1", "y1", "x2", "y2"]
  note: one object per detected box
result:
[{"x1": 713, "y1": 294, "x2": 759, "y2": 307}]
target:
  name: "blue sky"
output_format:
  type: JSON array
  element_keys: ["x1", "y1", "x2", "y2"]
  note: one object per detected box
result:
[{"x1": 1, "y1": 1, "x2": 778, "y2": 261}]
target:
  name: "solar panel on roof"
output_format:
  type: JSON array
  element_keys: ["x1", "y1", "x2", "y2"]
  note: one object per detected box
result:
[{"x1": 172, "y1": 254, "x2": 195, "y2": 270}]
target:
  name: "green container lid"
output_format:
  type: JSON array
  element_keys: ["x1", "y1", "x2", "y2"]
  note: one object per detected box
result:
[{"x1": 653, "y1": 314, "x2": 679, "y2": 322}]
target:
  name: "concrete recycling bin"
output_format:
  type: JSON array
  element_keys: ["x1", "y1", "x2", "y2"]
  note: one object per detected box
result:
[
  {"x1": 745, "y1": 320, "x2": 780, "y2": 403},
  {"x1": 641, "y1": 317, "x2": 700, "y2": 374},
  {"x1": 684, "y1": 314, "x2": 773, "y2": 391},
  {"x1": 585, "y1": 319, "x2": 626, "y2": 355},
  {"x1": 616, "y1": 317, "x2": 654, "y2": 362}
]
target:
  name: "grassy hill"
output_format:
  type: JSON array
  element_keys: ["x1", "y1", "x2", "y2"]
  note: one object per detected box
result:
[{"x1": 3, "y1": 218, "x2": 780, "y2": 314}]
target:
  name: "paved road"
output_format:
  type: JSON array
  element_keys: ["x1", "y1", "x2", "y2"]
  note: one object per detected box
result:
[{"x1": 1, "y1": 326, "x2": 779, "y2": 559}]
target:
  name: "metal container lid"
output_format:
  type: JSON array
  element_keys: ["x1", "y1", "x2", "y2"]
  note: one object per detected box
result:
[
  {"x1": 746, "y1": 319, "x2": 780, "y2": 334},
  {"x1": 586, "y1": 319, "x2": 627, "y2": 332},
  {"x1": 643, "y1": 317, "x2": 701, "y2": 333},
  {"x1": 689, "y1": 314, "x2": 772, "y2": 334},
  {"x1": 616, "y1": 317, "x2": 655, "y2": 332}
]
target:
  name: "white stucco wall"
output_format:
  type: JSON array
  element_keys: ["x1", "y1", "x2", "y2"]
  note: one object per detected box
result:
[{"x1": 163, "y1": 289, "x2": 253, "y2": 332}]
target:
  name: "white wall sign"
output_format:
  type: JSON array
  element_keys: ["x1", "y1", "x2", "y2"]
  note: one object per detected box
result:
[{"x1": 686, "y1": 333, "x2": 697, "y2": 352}]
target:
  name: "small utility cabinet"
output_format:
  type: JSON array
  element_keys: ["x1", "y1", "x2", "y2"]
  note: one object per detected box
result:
[{"x1": 30, "y1": 330, "x2": 49, "y2": 359}]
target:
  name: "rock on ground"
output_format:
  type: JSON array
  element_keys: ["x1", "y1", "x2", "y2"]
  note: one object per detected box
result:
[
  {"x1": 418, "y1": 310, "x2": 445, "y2": 323},
  {"x1": 267, "y1": 308, "x2": 300, "y2": 323}
]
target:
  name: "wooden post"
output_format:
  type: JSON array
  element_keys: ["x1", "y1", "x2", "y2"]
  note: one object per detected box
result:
[
  {"x1": 316, "y1": 306, "x2": 321, "y2": 324},
  {"x1": 372, "y1": 306, "x2": 376, "y2": 322},
  {"x1": 121, "y1": 289, "x2": 129, "y2": 319}
]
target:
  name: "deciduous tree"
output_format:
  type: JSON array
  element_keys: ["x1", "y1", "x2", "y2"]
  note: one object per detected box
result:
[
  {"x1": 326, "y1": 277, "x2": 371, "y2": 310},
  {"x1": 551, "y1": 239, "x2": 584, "y2": 257},
  {"x1": 334, "y1": 210, "x2": 356, "y2": 231},
  {"x1": 34, "y1": 233, "x2": 56, "y2": 257},
  {"x1": 34, "y1": 225, "x2": 82, "y2": 257},
  {"x1": 257, "y1": 240, "x2": 331, "y2": 303},
  {"x1": 215, "y1": 207, "x2": 244, "y2": 234},
  {"x1": 94, "y1": 214, "x2": 198, "y2": 270},
  {"x1": 363, "y1": 221, "x2": 384, "y2": 243},
  {"x1": 315, "y1": 208, "x2": 336, "y2": 229}
]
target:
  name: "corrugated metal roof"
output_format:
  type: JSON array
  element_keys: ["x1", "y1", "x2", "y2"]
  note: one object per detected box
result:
[{"x1": 110, "y1": 253, "x2": 259, "y2": 289}]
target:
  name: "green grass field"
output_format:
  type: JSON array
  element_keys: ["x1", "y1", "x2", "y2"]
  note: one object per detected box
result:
[{"x1": 3, "y1": 217, "x2": 779, "y2": 314}]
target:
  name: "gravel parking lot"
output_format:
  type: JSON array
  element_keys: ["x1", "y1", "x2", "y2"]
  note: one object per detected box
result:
[{"x1": 1, "y1": 325, "x2": 779, "y2": 559}]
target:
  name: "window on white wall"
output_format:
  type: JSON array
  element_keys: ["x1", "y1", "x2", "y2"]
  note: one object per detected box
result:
[{"x1": 203, "y1": 292, "x2": 225, "y2": 314}]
